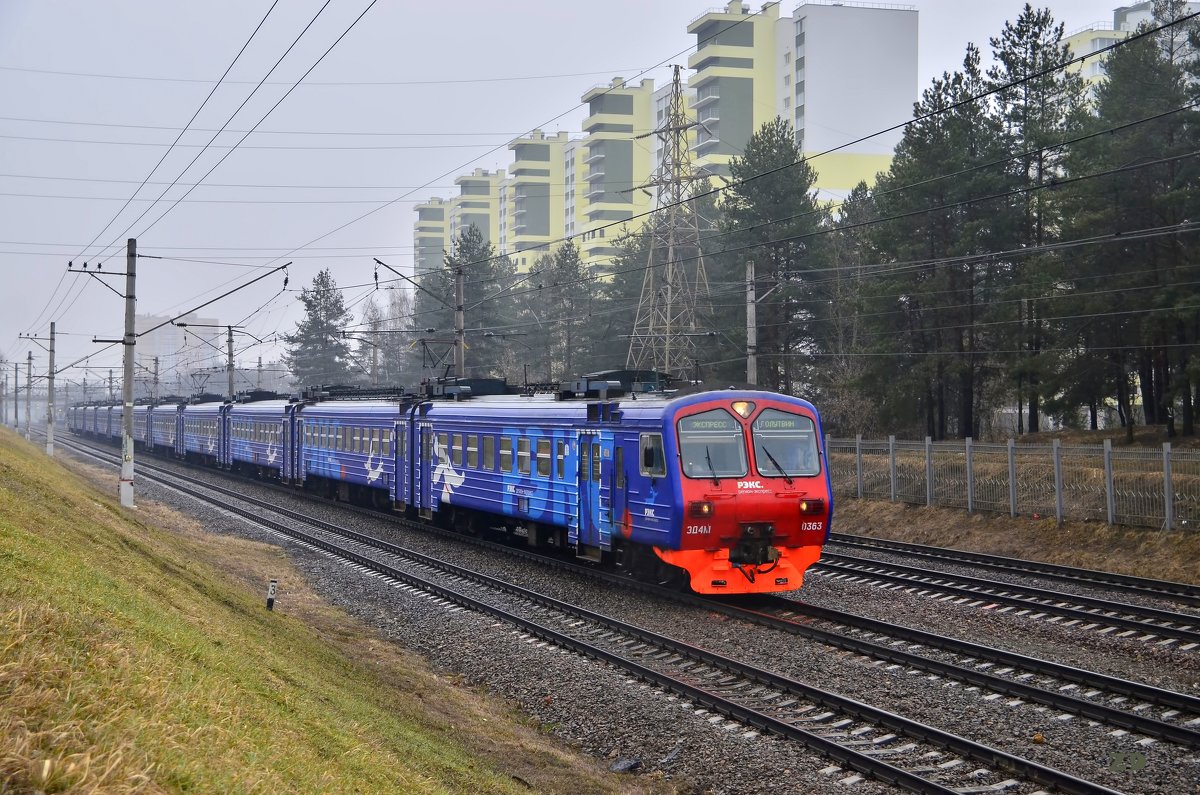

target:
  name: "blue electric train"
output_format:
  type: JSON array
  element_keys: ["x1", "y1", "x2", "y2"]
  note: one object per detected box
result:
[{"x1": 68, "y1": 380, "x2": 833, "y2": 595}]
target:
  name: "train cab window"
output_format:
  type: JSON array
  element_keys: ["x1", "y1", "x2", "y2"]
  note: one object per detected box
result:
[
  {"x1": 536, "y1": 438, "x2": 551, "y2": 477},
  {"x1": 752, "y1": 409, "x2": 820, "y2": 477},
  {"x1": 591, "y1": 443, "x2": 601, "y2": 482},
  {"x1": 483, "y1": 436, "x2": 495, "y2": 471},
  {"x1": 500, "y1": 437, "x2": 512, "y2": 472},
  {"x1": 639, "y1": 433, "x2": 666, "y2": 478},
  {"x1": 556, "y1": 440, "x2": 566, "y2": 479},
  {"x1": 517, "y1": 438, "x2": 531, "y2": 475},
  {"x1": 467, "y1": 435, "x2": 479, "y2": 468},
  {"x1": 452, "y1": 434, "x2": 463, "y2": 467},
  {"x1": 615, "y1": 446, "x2": 625, "y2": 488},
  {"x1": 677, "y1": 409, "x2": 748, "y2": 479}
]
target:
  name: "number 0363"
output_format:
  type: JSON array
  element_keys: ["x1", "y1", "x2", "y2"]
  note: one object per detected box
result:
[{"x1": 800, "y1": 521, "x2": 824, "y2": 532}]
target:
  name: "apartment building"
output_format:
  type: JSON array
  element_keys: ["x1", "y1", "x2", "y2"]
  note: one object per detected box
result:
[
  {"x1": 687, "y1": 1, "x2": 917, "y2": 199},
  {"x1": 575, "y1": 77, "x2": 658, "y2": 267},
  {"x1": 447, "y1": 168, "x2": 505, "y2": 250},
  {"x1": 499, "y1": 130, "x2": 569, "y2": 272},
  {"x1": 413, "y1": 197, "x2": 449, "y2": 277}
]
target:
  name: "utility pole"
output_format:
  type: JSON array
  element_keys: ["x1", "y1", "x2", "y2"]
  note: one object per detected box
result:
[
  {"x1": 454, "y1": 265, "x2": 465, "y2": 378},
  {"x1": 108, "y1": 369, "x2": 114, "y2": 402},
  {"x1": 119, "y1": 239, "x2": 136, "y2": 508},
  {"x1": 257, "y1": 356, "x2": 263, "y2": 390},
  {"x1": 25, "y1": 351, "x2": 32, "y2": 440},
  {"x1": 746, "y1": 260, "x2": 757, "y2": 386},
  {"x1": 46, "y1": 322, "x2": 55, "y2": 456},
  {"x1": 152, "y1": 356, "x2": 159, "y2": 403},
  {"x1": 227, "y1": 325, "x2": 234, "y2": 400},
  {"x1": 13, "y1": 362, "x2": 18, "y2": 429},
  {"x1": 1, "y1": 365, "x2": 6, "y2": 427}
]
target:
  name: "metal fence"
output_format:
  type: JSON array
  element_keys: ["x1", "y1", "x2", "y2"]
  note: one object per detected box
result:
[{"x1": 827, "y1": 435, "x2": 1200, "y2": 531}]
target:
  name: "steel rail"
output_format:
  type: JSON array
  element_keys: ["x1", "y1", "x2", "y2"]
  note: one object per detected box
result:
[
  {"x1": 829, "y1": 532, "x2": 1200, "y2": 608},
  {"x1": 118, "y1": 458, "x2": 1124, "y2": 795},
  {"x1": 817, "y1": 554, "x2": 1200, "y2": 645},
  {"x1": 58, "y1": 433, "x2": 1200, "y2": 748}
]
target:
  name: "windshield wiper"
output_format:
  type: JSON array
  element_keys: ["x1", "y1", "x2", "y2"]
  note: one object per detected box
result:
[
  {"x1": 761, "y1": 445, "x2": 793, "y2": 485},
  {"x1": 704, "y1": 445, "x2": 720, "y2": 486}
]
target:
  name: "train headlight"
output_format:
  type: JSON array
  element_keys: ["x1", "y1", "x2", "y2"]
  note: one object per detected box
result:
[
  {"x1": 689, "y1": 500, "x2": 714, "y2": 518},
  {"x1": 799, "y1": 498, "x2": 825, "y2": 515},
  {"x1": 731, "y1": 401, "x2": 755, "y2": 419}
]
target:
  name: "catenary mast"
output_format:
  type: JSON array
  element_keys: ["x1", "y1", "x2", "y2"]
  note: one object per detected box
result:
[{"x1": 626, "y1": 65, "x2": 712, "y2": 379}]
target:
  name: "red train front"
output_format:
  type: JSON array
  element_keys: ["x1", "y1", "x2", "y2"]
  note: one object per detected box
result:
[{"x1": 649, "y1": 391, "x2": 832, "y2": 595}]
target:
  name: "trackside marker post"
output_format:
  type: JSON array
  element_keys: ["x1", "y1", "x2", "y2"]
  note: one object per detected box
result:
[{"x1": 266, "y1": 579, "x2": 277, "y2": 611}]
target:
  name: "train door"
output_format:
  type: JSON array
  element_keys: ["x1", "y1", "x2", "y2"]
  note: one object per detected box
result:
[
  {"x1": 284, "y1": 408, "x2": 298, "y2": 484},
  {"x1": 577, "y1": 430, "x2": 615, "y2": 551},
  {"x1": 415, "y1": 421, "x2": 434, "y2": 518}
]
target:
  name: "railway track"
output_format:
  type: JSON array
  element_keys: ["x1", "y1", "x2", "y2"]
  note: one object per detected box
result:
[
  {"x1": 84, "y1": 448, "x2": 1127, "y2": 794},
  {"x1": 828, "y1": 533, "x2": 1200, "y2": 609},
  {"x1": 59, "y1": 434, "x2": 1200, "y2": 752},
  {"x1": 814, "y1": 553, "x2": 1200, "y2": 648}
]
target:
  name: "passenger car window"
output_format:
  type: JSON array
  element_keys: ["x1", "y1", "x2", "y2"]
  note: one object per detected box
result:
[
  {"x1": 639, "y1": 433, "x2": 666, "y2": 477},
  {"x1": 499, "y1": 437, "x2": 512, "y2": 472},
  {"x1": 537, "y1": 438, "x2": 551, "y2": 477},
  {"x1": 517, "y1": 437, "x2": 531, "y2": 475}
]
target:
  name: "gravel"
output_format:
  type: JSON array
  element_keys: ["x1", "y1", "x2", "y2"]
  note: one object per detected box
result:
[{"x1": 70, "y1": 443, "x2": 1200, "y2": 793}]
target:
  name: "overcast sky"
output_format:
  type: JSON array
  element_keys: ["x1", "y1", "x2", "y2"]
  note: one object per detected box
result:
[{"x1": 0, "y1": 0, "x2": 1120, "y2": 387}]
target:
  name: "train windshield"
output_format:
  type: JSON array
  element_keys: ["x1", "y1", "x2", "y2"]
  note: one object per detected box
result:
[
  {"x1": 677, "y1": 409, "x2": 748, "y2": 480},
  {"x1": 752, "y1": 409, "x2": 819, "y2": 478}
]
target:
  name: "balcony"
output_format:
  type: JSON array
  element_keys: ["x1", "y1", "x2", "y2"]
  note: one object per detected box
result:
[
  {"x1": 584, "y1": 180, "x2": 607, "y2": 200},
  {"x1": 584, "y1": 147, "x2": 606, "y2": 165}
]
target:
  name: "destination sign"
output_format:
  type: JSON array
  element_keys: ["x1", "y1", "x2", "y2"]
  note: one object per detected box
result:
[{"x1": 680, "y1": 412, "x2": 738, "y2": 433}]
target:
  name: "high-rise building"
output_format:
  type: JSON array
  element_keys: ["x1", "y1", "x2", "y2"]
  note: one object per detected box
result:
[
  {"x1": 687, "y1": 1, "x2": 917, "y2": 199},
  {"x1": 448, "y1": 168, "x2": 505, "y2": 248},
  {"x1": 413, "y1": 197, "x2": 449, "y2": 277},
  {"x1": 499, "y1": 130, "x2": 570, "y2": 272},
  {"x1": 576, "y1": 77, "x2": 658, "y2": 267},
  {"x1": 133, "y1": 313, "x2": 222, "y2": 397}
]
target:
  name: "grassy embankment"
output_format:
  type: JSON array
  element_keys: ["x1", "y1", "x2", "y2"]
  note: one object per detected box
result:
[{"x1": 0, "y1": 428, "x2": 669, "y2": 794}]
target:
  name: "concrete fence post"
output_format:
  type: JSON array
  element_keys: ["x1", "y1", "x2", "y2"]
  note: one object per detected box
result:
[
  {"x1": 1103, "y1": 439, "x2": 1115, "y2": 525},
  {"x1": 1008, "y1": 438, "x2": 1018, "y2": 518},
  {"x1": 888, "y1": 435, "x2": 897, "y2": 502},
  {"x1": 1164, "y1": 442, "x2": 1174, "y2": 531},
  {"x1": 1053, "y1": 439, "x2": 1064, "y2": 526},
  {"x1": 855, "y1": 434, "x2": 864, "y2": 499},
  {"x1": 925, "y1": 436, "x2": 933, "y2": 507},
  {"x1": 965, "y1": 437, "x2": 975, "y2": 514}
]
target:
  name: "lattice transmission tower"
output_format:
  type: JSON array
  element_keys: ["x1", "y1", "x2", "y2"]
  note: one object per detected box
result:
[{"x1": 626, "y1": 65, "x2": 712, "y2": 379}]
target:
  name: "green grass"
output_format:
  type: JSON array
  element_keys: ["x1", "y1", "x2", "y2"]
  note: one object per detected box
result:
[{"x1": 0, "y1": 431, "x2": 657, "y2": 794}]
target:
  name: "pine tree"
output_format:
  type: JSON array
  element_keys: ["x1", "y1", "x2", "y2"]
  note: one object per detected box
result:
[
  {"x1": 866, "y1": 44, "x2": 1016, "y2": 438},
  {"x1": 717, "y1": 117, "x2": 826, "y2": 392},
  {"x1": 987, "y1": 4, "x2": 1088, "y2": 432},
  {"x1": 1059, "y1": 1, "x2": 1200, "y2": 437},
  {"x1": 283, "y1": 268, "x2": 355, "y2": 388}
]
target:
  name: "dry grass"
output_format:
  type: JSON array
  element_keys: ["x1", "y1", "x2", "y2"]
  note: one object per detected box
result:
[
  {"x1": 836, "y1": 497, "x2": 1200, "y2": 585},
  {"x1": 0, "y1": 428, "x2": 677, "y2": 794}
]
